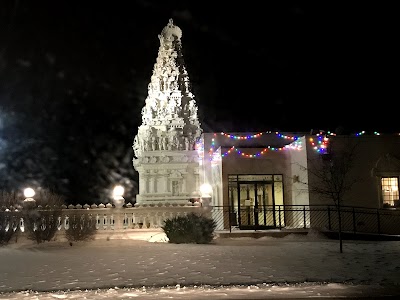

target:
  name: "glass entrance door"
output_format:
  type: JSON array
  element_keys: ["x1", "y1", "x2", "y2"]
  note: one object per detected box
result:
[{"x1": 237, "y1": 182, "x2": 275, "y2": 229}]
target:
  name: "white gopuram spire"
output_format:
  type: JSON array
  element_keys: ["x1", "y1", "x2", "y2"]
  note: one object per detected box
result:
[{"x1": 132, "y1": 19, "x2": 203, "y2": 205}]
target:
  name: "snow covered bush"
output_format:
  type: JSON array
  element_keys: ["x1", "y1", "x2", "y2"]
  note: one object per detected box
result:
[
  {"x1": 161, "y1": 212, "x2": 216, "y2": 244},
  {"x1": 0, "y1": 191, "x2": 20, "y2": 245},
  {"x1": 23, "y1": 189, "x2": 64, "y2": 244},
  {"x1": 65, "y1": 213, "x2": 97, "y2": 243}
]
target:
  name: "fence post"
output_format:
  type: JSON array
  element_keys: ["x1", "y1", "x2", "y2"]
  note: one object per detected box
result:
[
  {"x1": 254, "y1": 205, "x2": 257, "y2": 232},
  {"x1": 303, "y1": 206, "x2": 307, "y2": 229},
  {"x1": 228, "y1": 206, "x2": 232, "y2": 233},
  {"x1": 327, "y1": 206, "x2": 331, "y2": 230},
  {"x1": 278, "y1": 205, "x2": 282, "y2": 230},
  {"x1": 352, "y1": 207, "x2": 356, "y2": 234},
  {"x1": 377, "y1": 209, "x2": 381, "y2": 234}
]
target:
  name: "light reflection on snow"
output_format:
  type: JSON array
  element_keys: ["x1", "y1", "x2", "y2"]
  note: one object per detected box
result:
[{"x1": 0, "y1": 283, "x2": 398, "y2": 299}]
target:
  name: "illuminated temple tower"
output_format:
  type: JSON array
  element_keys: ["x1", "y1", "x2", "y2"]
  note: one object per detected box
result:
[{"x1": 132, "y1": 19, "x2": 203, "y2": 205}]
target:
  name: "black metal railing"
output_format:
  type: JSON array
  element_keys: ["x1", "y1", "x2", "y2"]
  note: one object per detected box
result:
[{"x1": 210, "y1": 205, "x2": 400, "y2": 235}]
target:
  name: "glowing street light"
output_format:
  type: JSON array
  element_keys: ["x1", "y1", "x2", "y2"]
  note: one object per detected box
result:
[
  {"x1": 24, "y1": 187, "x2": 35, "y2": 198},
  {"x1": 200, "y1": 183, "x2": 212, "y2": 198},
  {"x1": 200, "y1": 183, "x2": 212, "y2": 207},
  {"x1": 112, "y1": 185, "x2": 125, "y2": 230},
  {"x1": 112, "y1": 185, "x2": 124, "y2": 200},
  {"x1": 112, "y1": 185, "x2": 125, "y2": 209},
  {"x1": 23, "y1": 187, "x2": 36, "y2": 208}
]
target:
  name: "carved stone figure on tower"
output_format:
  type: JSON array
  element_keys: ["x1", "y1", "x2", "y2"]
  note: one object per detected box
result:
[
  {"x1": 188, "y1": 100, "x2": 197, "y2": 119},
  {"x1": 148, "y1": 131, "x2": 157, "y2": 151},
  {"x1": 158, "y1": 131, "x2": 167, "y2": 151},
  {"x1": 187, "y1": 131, "x2": 195, "y2": 150}
]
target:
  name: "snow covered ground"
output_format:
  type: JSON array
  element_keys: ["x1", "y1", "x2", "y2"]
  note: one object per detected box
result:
[{"x1": 1, "y1": 229, "x2": 400, "y2": 299}]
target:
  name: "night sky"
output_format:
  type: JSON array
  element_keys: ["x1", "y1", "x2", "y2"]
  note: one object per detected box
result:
[
  {"x1": 1, "y1": 1, "x2": 397, "y2": 134},
  {"x1": 0, "y1": 1, "x2": 398, "y2": 202}
]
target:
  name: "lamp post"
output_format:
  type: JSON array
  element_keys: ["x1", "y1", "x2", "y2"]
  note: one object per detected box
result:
[
  {"x1": 112, "y1": 185, "x2": 125, "y2": 209},
  {"x1": 200, "y1": 183, "x2": 212, "y2": 207},
  {"x1": 23, "y1": 187, "x2": 36, "y2": 209},
  {"x1": 112, "y1": 185, "x2": 125, "y2": 230}
]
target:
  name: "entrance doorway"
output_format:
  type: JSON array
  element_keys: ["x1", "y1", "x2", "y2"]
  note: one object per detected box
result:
[{"x1": 228, "y1": 174, "x2": 284, "y2": 229}]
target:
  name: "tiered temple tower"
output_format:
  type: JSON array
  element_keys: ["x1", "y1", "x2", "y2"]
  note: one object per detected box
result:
[{"x1": 132, "y1": 19, "x2": 203, "y2": 205}]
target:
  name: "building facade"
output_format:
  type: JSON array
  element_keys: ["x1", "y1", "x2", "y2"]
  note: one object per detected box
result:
[
  {"x1": 201, "y1": 131, "x2": 400, "y2": 230},
  {"x1": 132, "y1": 19, "x2": 400, "y2": 232}
]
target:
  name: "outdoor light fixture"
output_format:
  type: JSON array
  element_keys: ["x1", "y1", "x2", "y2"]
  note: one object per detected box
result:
[
  {"x1": 200, "y1": 183, "x2": 212, "y2": 207},
  {"x1": 23, "y1": 187, "x2": 36, "y2": 208},
  {"x1": 112, "y1": 185, "x2": 124, "y2": 200},
  {"x1": 199, "y1": 183, "x2": 212, "y2": 198},
  {"x1": 23, "y1": 187, "x2": 35, "y2": 198},
  {"x1": 112, "y1": 185, "x2": 125, "y2": 209}
]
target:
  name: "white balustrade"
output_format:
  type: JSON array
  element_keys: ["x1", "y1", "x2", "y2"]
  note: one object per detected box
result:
[{"x1": 0, "y1": 202, "x2": 207, "y2": 236}]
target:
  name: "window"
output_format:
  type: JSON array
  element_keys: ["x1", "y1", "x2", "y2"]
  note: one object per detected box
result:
[{"x1": 381, "y1": 177, "x2": 399, "y2": 208}]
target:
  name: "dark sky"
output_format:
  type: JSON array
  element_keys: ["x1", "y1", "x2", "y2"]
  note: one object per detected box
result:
[{"x1": 0, "y1": 1, "x2": 398, "y2": 134}]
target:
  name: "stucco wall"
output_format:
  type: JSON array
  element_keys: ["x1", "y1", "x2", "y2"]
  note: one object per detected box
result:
[
  {"x1": 306, "y1": 135, "x2": 400, "y2": 208},
  {"x1": 289, "y1": 136, "x2": 310, "y2": 205}
]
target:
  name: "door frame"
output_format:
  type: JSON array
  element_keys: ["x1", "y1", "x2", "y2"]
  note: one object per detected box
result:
[{"x1": 228, "y1": 174, "x2": 284, "y2": 230}]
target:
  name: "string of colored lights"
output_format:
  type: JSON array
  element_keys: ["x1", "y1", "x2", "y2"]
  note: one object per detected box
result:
[
  {"x1": 207, "y1": 130, "x2": 399, "y2": 160},
  {"x1": 355, "y1": 131, "x2": 366, "y2": 136},
  {"x1": 309, "y1": 136, "x2": 328, "y2": 154},
  {"x1": 355, "y1": 131, "x2": 381, "y2": 136},
  {"x1": 220, "y1": 144, "x2": 303, "y2": 158},
  {"x1": 219, "y1": 131, "x2": 300, "y2": 141},
  {"x1": 209, "y1": 131, "x2": 304, "y2": 159},
  {"x1": 219, "y1": 132, "x2": 264, "y2": 139}
]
